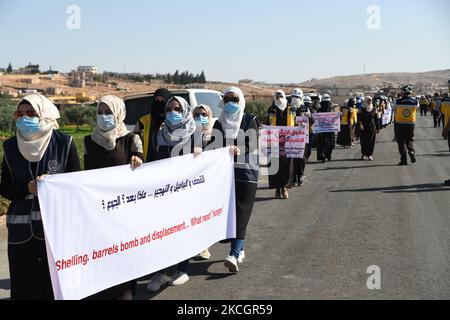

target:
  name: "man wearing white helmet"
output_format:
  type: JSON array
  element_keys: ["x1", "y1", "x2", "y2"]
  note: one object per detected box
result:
[{"x1": 290, "y1": 88, "x2": 304, "y2": 108}]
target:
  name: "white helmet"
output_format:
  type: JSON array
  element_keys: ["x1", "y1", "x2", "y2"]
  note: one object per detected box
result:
[
  {"x1": 322, "y1": 94, "x2": 331, "y2": 102},
  {"x1": 292, "y1": 88, "x2": 304, "y2": 98},
  {"x1": 303, "y1": 96, "x2": 312, "y2": 104}
]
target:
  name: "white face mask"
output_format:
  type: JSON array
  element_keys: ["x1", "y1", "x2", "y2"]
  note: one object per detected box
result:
[
  {"x1": 275, "y1": 99, "x2": 287, "y2": 110},
  {"x1": 291, "y1": 97, "x2": 302, "y2": 107}
]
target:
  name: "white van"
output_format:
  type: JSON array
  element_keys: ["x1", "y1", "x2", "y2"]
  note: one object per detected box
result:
[{"x1": 123, "y1": 89, "x2": 223, "y2": 131}]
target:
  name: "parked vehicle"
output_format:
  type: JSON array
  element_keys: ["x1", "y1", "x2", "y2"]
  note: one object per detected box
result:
[{"x1": 123, "y1": 89, "x2": 223, "y2": 131}]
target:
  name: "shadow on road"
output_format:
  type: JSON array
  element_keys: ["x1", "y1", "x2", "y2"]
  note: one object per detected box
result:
[
  {"x1": 330, "y1": 183, "x2": 450, "y2": 194},
  {"x1": 416, "y1": 153, "x2": 450, "y2": 158},
  {"x1": 254, "y1": 197, "x2": 277, "y2": 202},
  {"x1": 0, "y1": 278, "x2": 10, "y2": 290},
  {"x1": 134, "y1": 260, "x2": 235, "y2": 300},
  {"x1": 314, "y1": 164, "x2": 397, "y2": 171}
]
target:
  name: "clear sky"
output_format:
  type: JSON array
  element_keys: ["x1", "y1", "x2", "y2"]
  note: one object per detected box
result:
[{"x1": 0, "y1": 0, "x2": 449, "y2": 83}]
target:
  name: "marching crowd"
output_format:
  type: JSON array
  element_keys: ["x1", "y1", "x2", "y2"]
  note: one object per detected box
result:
[{"x1": 1, "y1": 80, "x2": 449, "y2": 300}]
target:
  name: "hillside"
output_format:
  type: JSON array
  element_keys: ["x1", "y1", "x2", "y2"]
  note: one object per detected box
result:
[{"x1": 299, "y1": 69, "x2": 450, "y2": 89}]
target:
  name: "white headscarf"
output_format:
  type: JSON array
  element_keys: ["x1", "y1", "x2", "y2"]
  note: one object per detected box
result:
[
  {"x1": 91, "y1": 95, "x2": 130, "y2": 151},
  {"x1": 273, "y1": 90, "x2": 288, "y2": 111},
  {"x1": 193, "y1": 104, "x2": 213, "y2": 141},
  {"x1": 157, "y1": 96, "x2": 196, "y2": 147},
  {"x1": 16, "y1": 94, "x2": 60, "y2": 162},
  {"x1": 218, "y1": 86, "x2": 246, "y2": 140},
  {"x1": 362, "y1": 96, "x2": 374, "y2": 113}
]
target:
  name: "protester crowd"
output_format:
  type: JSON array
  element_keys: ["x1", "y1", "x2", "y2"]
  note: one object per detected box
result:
[{"x1": 1, "y1": 80, "x2": 449, "y2": 300}]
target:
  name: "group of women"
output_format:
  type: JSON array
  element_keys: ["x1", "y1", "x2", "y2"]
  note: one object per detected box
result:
[{"x1": 0, "y1": 86, "x2": 259, "y2": 300}]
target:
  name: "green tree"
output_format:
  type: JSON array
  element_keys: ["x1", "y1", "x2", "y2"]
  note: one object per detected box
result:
[
  {"x1": 245, "y1": 100, "x2": 269, "y2": 125},
  {"x1": 199, "y1": 71, "x2": 206, "y2": 83},
  {"x1": 6, "y1": 63, "x2": 12, "y2": 73},
  {"x1": 62, "y1": 105, "x2": 97, "y2": 132},
  {"x1": 173, "y1": 70, "x2": 180, "y2": 84},
  {"x1": 0, "y1": 96, "x2": 16, "y2": 132}
]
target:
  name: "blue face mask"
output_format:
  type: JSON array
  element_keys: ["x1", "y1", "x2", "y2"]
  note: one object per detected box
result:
[
  {"x1": 97, "y1": 114, "x2": 116, "y2": 131},
  {"x1": 166, "y1": 111, "x2": 183, "y2": 125},
  {"x1": 16, "y1": 116, "x2": 40, "y2": 136},
  {"x1": 224, "y1": 102, "x2": 240, "y2": 115},
  {"x1": 195, "y1": 115, "x2": 209, "y2": 127}
]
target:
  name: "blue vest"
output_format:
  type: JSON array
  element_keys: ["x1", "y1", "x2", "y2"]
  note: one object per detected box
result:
[{"x1": 3, "y1": 131, "x2": 72, "y2": 244}]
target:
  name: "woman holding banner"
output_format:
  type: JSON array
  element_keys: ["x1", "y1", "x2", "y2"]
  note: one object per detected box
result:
[
  {"x1": 0, "y1": 94, "x2": 80, "y2": 300},
  {"x1": 146, "y1": 96, "x2": 203, "y2": 292},
  {"x1": 266, "y1": 90, "x2": 293, "y2": 199},
  {"x1": 316, "y1": 94, "x2": 336, "y2": 162},
  {"x1": 193, "y1": 104, "x2": 214, "y2": 260},
  {"x1": 84, "y1": 95, "x2": 143, "y2": 300},
  {"x1": 211, "y1": 86, "x2": 259, "y2": 273}
]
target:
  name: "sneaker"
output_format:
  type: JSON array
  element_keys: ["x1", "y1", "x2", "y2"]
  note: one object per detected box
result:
[
  {"x1": 171, "y1": 271, "x2": 189, "y2": 286},
  {"x1": 237, "y1": 250, "x2": 246, "y2": 264},
  {"x1": 299, "y1": 175, "x2": 305, "y2": 187},
  {"x1": 281, "y1": 188, "x2": 289, "y2": 199},
  {"x1": 224, "y1": 255, "x2": 239, "y2": 272},
  {"x1": 198, "y1": 249, "x2": 211, "y2": 260},
  {"x1": 146, "y1": 273, "x2": 170, "y2": 292},
  {"x1": 409, "y1": 153, "x2": 416, "y2": 163},
  {"x1": 398, "y1": 161, "x2": 408, "y2": 166},
  {"x1": 368, "y1": 156, "x2": 374, "y2": 161}
]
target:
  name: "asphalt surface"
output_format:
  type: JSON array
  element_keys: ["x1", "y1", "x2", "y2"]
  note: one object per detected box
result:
[{"x1": 0, "y1": 115, "x2": 449, "y2": 300}]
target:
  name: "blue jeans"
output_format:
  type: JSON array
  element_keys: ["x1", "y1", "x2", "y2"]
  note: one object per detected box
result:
[{"x1": 229, "y1": 239, "x2": 245, "y2": 259}]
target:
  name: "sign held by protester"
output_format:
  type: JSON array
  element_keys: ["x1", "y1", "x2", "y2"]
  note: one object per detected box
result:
[
  {"x1": 259, "y1": 126, "x2": 307, "y2": 158},
  {"x1": 38, "y1": 148, "x2": 236, "y2": 300},
  {"x1": 312, "y1": 112, "x2": 341, "y2": 133}
]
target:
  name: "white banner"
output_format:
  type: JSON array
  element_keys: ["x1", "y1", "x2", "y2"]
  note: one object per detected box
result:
[
  {"x1": 259, "y1": 126, "x2": 306, "y2": 158},
  {"x1": 296, "y1": 116, "x2": 310, "y2": 144},
  {"x1": 312, "y1": 112, "x2": 341, "y2": 134},
  {"x1": 382, "y1": 105, "x2": 393, "y2": 126},
  {"x1": 38, "y1": 148, "x2": 236, "y2": 300}
]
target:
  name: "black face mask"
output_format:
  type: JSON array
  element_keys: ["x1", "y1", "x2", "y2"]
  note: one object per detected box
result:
[{"x1": 151, "y1": 100, "x2": 166, "y2": 120}]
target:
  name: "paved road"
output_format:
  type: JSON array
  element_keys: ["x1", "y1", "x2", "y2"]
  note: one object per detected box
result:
[{"x1": 1, "y1": 115, "x2": 449, "y2": 300}]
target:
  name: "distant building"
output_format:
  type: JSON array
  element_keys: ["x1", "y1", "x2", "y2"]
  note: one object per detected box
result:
[
  {"x1": 239, "y1": 79, "x2": 253, "y2": 84},
  {"x1": 19, "y1": 63, "x2": 40, "y2": 74},
  {"x1": 20, "y1": 77, "x2": 40, "y2": 84},
  {"x1": 1, "y1": 88, "x2": 19, "y2": 98},
  {"x1": 46, "y1": 87, "x2": 63, "y2": 95},
  {"x1": 77, "y1": 66, "x2": 99, "y2": 75}
]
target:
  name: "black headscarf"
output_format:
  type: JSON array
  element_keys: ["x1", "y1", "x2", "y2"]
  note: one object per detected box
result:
[
  {"x1": 318, "y1": 100, "x2": 332, "y2": 113},
  {"x1": 347, "y1": 98, "x2": 356, "y2": 108},
  {"x1": 151, "y1": 88, "x2": 172, "y2": 123}
]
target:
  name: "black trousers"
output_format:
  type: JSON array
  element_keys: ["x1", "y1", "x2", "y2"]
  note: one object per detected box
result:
[
  {"x1": 8, "y1": 238, "x2": 54, "y2": 300},
  {"x1": 360, "y1": 130, "x2": 376, "y2": 157},
  {"x1": 394, "y1": 124, "x2": 415, "y2": 162},
  {"x1": 268, "y1": 157, "x2": 293, "y2": 189},
  {"x1": 316, "y1": 133, "x2": 335, "y2": 160},
  {"x1": 235, "y1": 182, "x2": 257, "y2": 239},
  {"x1": 447, "y1": 129, "x2": 450, "y2": 151},
  {"x1": 293, "y1": 158, "x2": 306, "y2": 183},
  {"x1": 433, "y1": 111, "x2": 442, "y2": 127}
]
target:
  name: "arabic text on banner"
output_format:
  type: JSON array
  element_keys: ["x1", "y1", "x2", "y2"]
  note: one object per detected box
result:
[
  {"x1": 38, "y1": 147, "x2": 236, "y2": 300},
  {"x1": 312, "y1": 112, "x2": 341, "y2": 134},
  {"x1": 259, "y1": 126, "x2": 307, "y2": 159}
]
